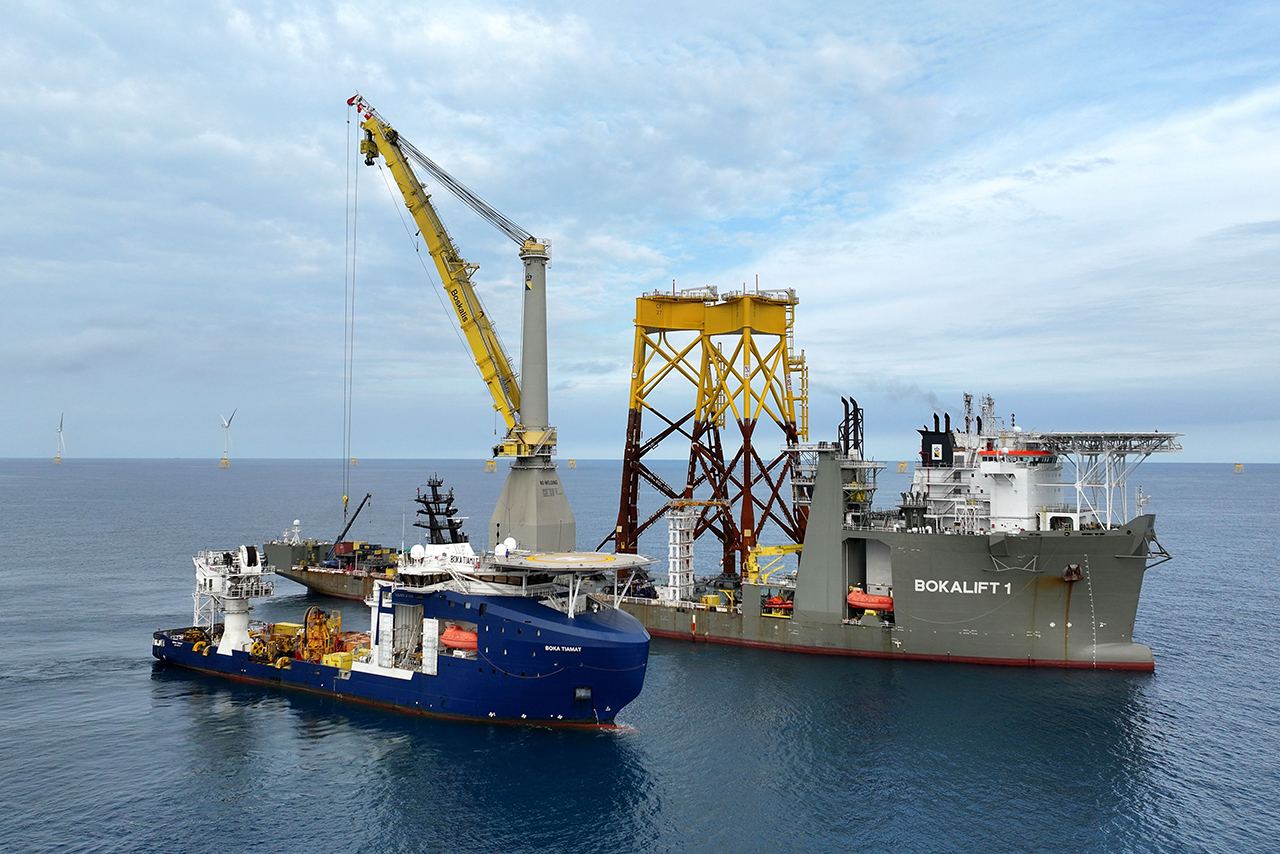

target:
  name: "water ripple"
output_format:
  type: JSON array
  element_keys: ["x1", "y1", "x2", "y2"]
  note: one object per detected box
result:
[{"x1": 0, "y1": 460, "x2": 1276, "y2": 852}]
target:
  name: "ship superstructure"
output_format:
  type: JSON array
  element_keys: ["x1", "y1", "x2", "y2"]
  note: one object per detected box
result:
[{"x1": 900, "y1": 393, "x2": 1176, "y2": 535}]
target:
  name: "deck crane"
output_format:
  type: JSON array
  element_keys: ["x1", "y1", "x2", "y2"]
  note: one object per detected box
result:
[{"x1": 348, "y1": 94, "x2": 575, "y2": 552}]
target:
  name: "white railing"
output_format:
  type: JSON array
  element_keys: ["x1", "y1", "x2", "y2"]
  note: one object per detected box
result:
[
  {"x1": 224, "y1": 577, "x2": 275, "y2": 598},
  {"x1": 618, "y1": 595, "x2": 734, "y2": 613}
]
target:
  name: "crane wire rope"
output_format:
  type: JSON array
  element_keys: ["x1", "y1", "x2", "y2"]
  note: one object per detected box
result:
[
  {"x1": 342, "y1": 104, "x2": 360, "y2": 517},
  {"x1": 342, "y1": 105, "x2": 351, "y2": 513},
  {"x1": 351, "y1": 96, "x2": 531, "y2": 245},
  {"x1": 372, "y1": 160, "x2": 520, "y2": 421},
  {"x1": 372, "y1": 162, "x2": 472, "y2": 362},
  {"x1": 347, "y1": 158, "x2": 359, "y2": 510},
  {"x1": 398, "y1": 146, "x2": 529, "y2": 413},
  {"x1": 396, "y1": 138, "x2": 533, "y2": 246}
]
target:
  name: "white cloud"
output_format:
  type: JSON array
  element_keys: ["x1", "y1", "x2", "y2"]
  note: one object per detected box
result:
[
  {"x1": 2, "y1": 2, "x2": 1278, "y2": 459},
  {"x1": 724, "y1": 85, "x2": 1280, "y2": 403}
]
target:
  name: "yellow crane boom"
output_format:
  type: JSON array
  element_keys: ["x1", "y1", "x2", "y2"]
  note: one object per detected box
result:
[
  {"x1": 352, "y1": 95, "x2": 550, "y2": 457},
  {"x1": 349, "y1": 94, "x2": 573, "y2": 550}
]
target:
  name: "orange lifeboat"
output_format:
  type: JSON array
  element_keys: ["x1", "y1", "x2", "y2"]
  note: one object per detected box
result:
[
  {"x1": 440, "y1": 625, "x2": 478, "y2": 651},
  {"x1": 764, "y1": 595, "x2": 793, "y2": 611},
  {"x1": 847, "y1": 588, "x2": 894, "y2": 612}
]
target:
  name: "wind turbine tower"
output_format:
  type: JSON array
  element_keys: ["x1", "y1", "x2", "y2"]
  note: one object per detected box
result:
[
  {"x1": 54, "y1": 413, "x2": 65, "y2": 464},
  {"x1": 219, "y1": 408, "x2": 237, "y2": 469}
]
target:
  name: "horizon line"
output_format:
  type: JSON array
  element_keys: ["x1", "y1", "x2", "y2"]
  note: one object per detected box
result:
[{"x1": 1, "y1": 456, "x2": 1268, "y2": 465}]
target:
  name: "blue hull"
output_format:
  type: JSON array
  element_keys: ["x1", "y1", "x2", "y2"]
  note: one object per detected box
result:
[{"x1": 153, "y1": 589, "x2": 650, "y2": 727}]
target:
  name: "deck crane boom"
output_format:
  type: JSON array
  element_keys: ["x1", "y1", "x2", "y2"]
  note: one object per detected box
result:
[{"x1": 348, "y1": 94, "x2": 575, "y2": 552}]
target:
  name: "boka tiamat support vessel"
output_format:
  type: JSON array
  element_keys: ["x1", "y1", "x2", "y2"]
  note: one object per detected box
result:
[
  {"x1": 153, "y1": 538, "x2": 652, "y2": 726},
  {"x1": 152, "y1": 96, "x2": 656, "y2": 725}
]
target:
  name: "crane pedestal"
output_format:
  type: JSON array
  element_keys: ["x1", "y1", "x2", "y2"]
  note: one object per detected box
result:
[
  {"x1": 488, "y1": 238, "x2": 575, "y2": 551},
  {"x1": 490, "y1": 456, "x2": 576, "y2": 552}
]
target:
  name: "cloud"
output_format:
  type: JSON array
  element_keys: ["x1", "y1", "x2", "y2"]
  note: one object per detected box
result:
[
  {"x1": 2, "y1": 2, "x2": 1279, "y2": 460},
  {"x1": 2, "y1": 319, "x2": 153, "y2": 378},
  {"x1": 726, "y1": 85, "x2": 1280, "y2": 403},
  {"x1": 1205, "y1": 219, "x2": 1280, "y2": 241},
  {"x1": 815, "y1": 375, "x2": 941, "y2": 411}
]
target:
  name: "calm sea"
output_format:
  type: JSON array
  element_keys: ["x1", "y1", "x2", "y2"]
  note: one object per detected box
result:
[{"x1": 0, "y1": 459, "x2": 1276, "y2": 852}]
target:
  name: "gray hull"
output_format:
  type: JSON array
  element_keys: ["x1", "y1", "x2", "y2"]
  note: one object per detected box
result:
[
  {"x1": 275, "y1": 565, "x2": 375, "y2": 601},
  {"x1": 264, "y1": 541, "x2": 379, "y2": 602},
  {"x1": 621, "y1": 517, "x2": 1157, "y2": 670}
]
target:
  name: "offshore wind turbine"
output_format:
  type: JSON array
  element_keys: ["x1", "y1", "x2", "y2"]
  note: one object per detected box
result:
[
  {"x1": 54, "y1": 413, "x2": 65, "y2": 464},
  {"x1": 219, "y1": 408, "x2": 237, "y2": 469}
]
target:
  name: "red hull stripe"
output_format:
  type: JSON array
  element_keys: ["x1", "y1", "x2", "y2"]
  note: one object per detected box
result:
[
  {"x1": 646, "y1": 628, "x2": 1155, "y2": 672},
  {"x1": 978, "y1": 449, "x2": 1054, "y2": 456}
]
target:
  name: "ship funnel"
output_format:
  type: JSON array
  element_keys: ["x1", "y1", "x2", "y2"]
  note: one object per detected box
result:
[
  {"x1": 837, "y1": 397, "x2": 863, "y2": 456},
  {"x1": 840, "y1": 398, "x2": 850, "y2": 454},
  {"x1": 933, "y1": 413, "x2": 940, "y2": 431},
  {"x1": 944, "y1": 412, "x2": 951, "y2": 432}
]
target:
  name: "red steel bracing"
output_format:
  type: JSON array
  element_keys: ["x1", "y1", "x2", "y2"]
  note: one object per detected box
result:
[
  {"x1": 602, "y1": 414, "x2": 804, "y2": 576},
  {"x1": 685, "y1": 419, "x2": 736, "y2": 574},
  {"x1": 739, "y1": 419, "x2": 757, "y2": 562},
  {"x1": 601, "y1": 291, "x2": 807, "y2": 577},
  {"x1": 612, "y1": 407, "x2": 644, "y2": 553}
]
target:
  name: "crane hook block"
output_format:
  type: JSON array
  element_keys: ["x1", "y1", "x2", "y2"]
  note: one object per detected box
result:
[{"x1": 360, "y1": 132, "x2": 378, "y2": 166}]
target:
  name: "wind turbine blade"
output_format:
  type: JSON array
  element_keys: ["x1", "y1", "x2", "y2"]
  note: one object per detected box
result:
[
  {"x1": 227, "y1": 408, "x2": 237, "y2": 427},
  {"x1": 58, "y1": 412, "x2": 64, "y2": 432}
]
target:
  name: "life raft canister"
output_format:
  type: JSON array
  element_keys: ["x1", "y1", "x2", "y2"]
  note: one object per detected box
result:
[
  {"x1": 441, "y1": 625, "x2": 479, "y2": 651},
  {"x1": 847, "y1": 588, "x2": 894, "y2": 612}
]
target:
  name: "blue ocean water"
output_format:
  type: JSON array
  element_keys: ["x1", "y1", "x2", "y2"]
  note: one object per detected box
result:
[{"x1": 0, "y1": 459, "x2": 1276, "y2": 853}]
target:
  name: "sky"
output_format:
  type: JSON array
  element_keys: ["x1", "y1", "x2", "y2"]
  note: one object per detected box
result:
[{"x1": 2, "y1": 1, "x2": 1278, "y2": 462}]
